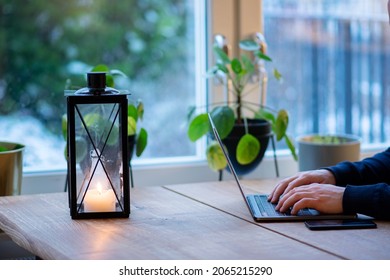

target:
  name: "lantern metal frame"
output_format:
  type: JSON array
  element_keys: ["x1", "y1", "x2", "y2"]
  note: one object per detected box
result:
[{"x1": 66, "y1": 89, "x2": 130, "y2": 219}]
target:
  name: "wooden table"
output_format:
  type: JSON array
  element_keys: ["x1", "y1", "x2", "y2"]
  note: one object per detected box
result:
[{"x1": 0, "y1": 179, "x2": 389, "y2": 260}]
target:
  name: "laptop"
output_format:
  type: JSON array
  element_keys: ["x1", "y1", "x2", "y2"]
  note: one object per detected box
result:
[{"x1": 208, "y1": 113, "x2": 357, "y2": 222}]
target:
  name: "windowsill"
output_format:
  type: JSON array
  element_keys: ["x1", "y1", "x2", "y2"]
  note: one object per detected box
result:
[
  {"x1": 20, "y1": 144, "x2": 385, "y2": 195},
  {"x1": 21, "y1": 153, "x2": 299, "y2": 194}
]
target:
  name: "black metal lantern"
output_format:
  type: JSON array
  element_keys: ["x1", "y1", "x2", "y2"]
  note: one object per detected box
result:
[{"x1": 65, "y1": 72, "x2": 130, "y2": 219}]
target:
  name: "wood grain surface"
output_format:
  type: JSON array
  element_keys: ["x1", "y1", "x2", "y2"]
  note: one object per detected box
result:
[
  {"x1": 165, "y1": 179, "x2": 390, "y2": 260},
  {"x1": 0, "y1": 184, "x2": 341, "y2": 260}
]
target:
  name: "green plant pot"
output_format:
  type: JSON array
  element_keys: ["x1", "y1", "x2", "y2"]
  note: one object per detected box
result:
[
  {"x1": 297, "y1": 134, "x2": 361, "y2": 171},
  {"x1": 222, "y1": 119, "x2": 272, "y2": 176},
  {"x1": 0, "y1": 141, "x2": 25, "y2": 196}
]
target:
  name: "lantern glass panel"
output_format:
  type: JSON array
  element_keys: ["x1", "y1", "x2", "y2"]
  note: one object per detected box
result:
[{"x1": 74, "y1": 102, "x2": 124, "y2": 214}]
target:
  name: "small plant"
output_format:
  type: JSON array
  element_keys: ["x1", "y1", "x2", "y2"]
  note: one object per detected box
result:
[
  {"x1": 187, "y1": 36, "x2": 297, "y2": 172},
  {"x1": 0, "y1": 143, "x2": 24, "y2": 152},
  {"x1": 0, "y1": 145, "x2": 9, "y2": 152},
  {"x1": 127, "y1": 99, "x2": 147, "y2": 157},
  {"x1": 304, "y1": 135, "x2": 349, "y2": 145}
]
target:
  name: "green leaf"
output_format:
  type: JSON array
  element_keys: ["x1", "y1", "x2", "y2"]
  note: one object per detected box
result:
[
  {"x1": 91, "y1": 64, "x2": 109, "y2": 72},
  {"x1": 236, "y1": 134, "x2": 260, "y2": 165},
  {"x1": 231, "y1": 58, "x2": 242, "y2": 74},
  {"x1": 128, "y1": 116, "x2": 137, "y2": 136},
  {"x1": 62, "y1": 114, "x2": 67, "y2": 140},
  {"x1": 210, "y1": 106, "x2": 235, "y2": 139},
  {"x1": 284, "y1": 134, "x2": 298, "y2": 161},
  {"x1": 206, "y1": 141, "x2": 227, "y2": 171},
  {"x1": 216, "y1": 63, "x2": 229, "y2": 74},
  {"x1": 241, "y1": 54, "x2": 255, "y2": 74},
  {"x1": 75, "y1": 136, "x2": 88, "y2": 162},
  {"x1": 273, "y1": 68, "x2": 282, "y2": 81},
  {"x1": 255, "y1": 51, "x2": 272, "y2": 62},
  {"x1": 0, "y1": 146, "x2": 8, "y2": 152},
  {"x1": 137, "y1": 101, "x2": 144, "y2": 120},
  {"x1": 213, "y1": 46, "x2": 230, "y2": 65},
  {"x1": 188, "y1": 113, "x2": 209, "y2": 142},
  {"x1": 274, "y1": 109, "x2": 289, "y2": 141},
  {"x1": 128, "y1": 104, "x2": 138, "y2": 121},
  {"x1": 14, "y1": 144, "x2": 24, "y2": 150},
  {"x1": 136, "y1": 128, "x2": 147, "y2": 157},
  {"x1": 83, "y1": 113, "x2": 106, "y2": 135},
  {"x1": 90, "y1": 64, "x2": 114, "y2": 87},
  {"x1": 255, "y1": 109, "x2": 275, "y2": 124},
  {"x1": 239, "y1": 39, "x2": 259, "y2": 51},
  {"x1": 64, "y1": 136, "x2": 87, "y2": 162},
  {"x1": 106, "y1": 124, "x2": 119, "y2": 146},
  {"x1": 187, "y1": 106, "x2": 196, "y2": 121},
  {"x1": 106, "y1": 74, "x2": 115, "y2": 87}
]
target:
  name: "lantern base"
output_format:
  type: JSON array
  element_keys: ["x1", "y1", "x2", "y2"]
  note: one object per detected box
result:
[
  {"x1": 71, "y1": 213, "x2": 130, "y2": 219},
  {"x1": 70, "y1": 202, "x2": 130, "y2": 219}
]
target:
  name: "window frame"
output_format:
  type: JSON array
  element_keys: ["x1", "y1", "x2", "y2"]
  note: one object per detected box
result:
[
  {"x1": 23, "y1": 0, "x2": 273, "y2": 193},
  {"x1": 22, "y1": 0, "x2": 384, "y2": 194}
]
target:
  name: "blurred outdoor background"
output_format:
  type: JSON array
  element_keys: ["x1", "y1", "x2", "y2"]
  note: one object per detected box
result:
[{"x1": 1, "y1": 0, "x2": 389, "y2": 172}]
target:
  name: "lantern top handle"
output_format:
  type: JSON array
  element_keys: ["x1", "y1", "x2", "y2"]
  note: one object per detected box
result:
[
  {"x1": 88, "y1": 72, "x2": 106, "y2": 91},
  {"x1": 73, "y1": 72, "x2": 120, "y2": 95}
]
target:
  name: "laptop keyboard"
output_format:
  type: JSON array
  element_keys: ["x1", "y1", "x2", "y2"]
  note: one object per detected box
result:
[
  {"x1": 254, "y1": 195, "x2": 287, "y2": 216},
  {"x1": 254, "y1": 195, "x2": 314, "y2": 217}
]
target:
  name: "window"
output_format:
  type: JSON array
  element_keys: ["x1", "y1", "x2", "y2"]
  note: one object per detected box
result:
[
  {"x1": 5, "y1": 0, "x2": 388, "y2": 191},
  {"x1": 0, "y1": 0, "x2": 204, "y2": 172},
  {"x1": 263, "y1": 0, "x2": 390, "y2": 149}
]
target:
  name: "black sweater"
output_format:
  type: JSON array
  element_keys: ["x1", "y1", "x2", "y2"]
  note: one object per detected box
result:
[{"x1": 326, "y1": 148, "x2": 390, "y2": 219}]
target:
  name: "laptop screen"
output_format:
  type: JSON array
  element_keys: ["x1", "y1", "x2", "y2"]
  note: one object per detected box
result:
[{"x1": 207, "y1": 113, "x2": 253, "y2": 211}]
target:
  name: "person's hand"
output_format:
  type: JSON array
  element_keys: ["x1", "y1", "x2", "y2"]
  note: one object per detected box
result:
[
  {"x1": 268, "y1": 169, "x2": 336, "y2": 204},
  {"x1": 274, "y1": 183, "x2": 345, "y2": 215}
]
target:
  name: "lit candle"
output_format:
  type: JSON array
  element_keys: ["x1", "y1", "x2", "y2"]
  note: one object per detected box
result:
[{"x1": 84, "y1": 182, "x2": 116, "y2": 212}]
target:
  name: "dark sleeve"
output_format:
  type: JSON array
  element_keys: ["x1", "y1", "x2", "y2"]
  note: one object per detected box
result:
[
  {"x1": 343, "y1": 183, "x2": 390, "y2": 219},
  {"x1": 325, "y1": 148, "x2": 390, "y2": 187},
  {"x1": 324, "y1": 148, "x2": 390, "y2": 219}
]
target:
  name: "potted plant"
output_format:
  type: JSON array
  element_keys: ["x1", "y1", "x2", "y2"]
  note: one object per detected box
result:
[
  {"x1": 127, "y1": 100, "x2": 147, "y2": 161},
  {"x1": 0, "y1": 141, "x2": 25, "y2": 196},
  {"x1": 297, "y1": 134, "x2": 361, "y2": 171},
  {"x1": 187, "y1": 34, "x2": 297, "y2": 176}
]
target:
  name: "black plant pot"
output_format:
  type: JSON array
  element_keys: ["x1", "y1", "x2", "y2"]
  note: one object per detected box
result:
[
  {"x1": 127, "y1": 135, "x2": 136, "y2": 188},
  {"x1": 127, "y1": 135, "x2": 135, "y2": 163},
  {"x1": 222, "y1": 119, "x2": 272, "y2": 176}
]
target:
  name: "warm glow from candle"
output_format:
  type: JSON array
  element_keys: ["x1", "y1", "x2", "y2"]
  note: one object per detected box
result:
[
  {"x1": 97, "y1": 182, "x2": 103, "y2": 194},
  {"x1": 84, "y1": 181, "x2": 116, "y2": 213},
  {"x1": 82, "y1": 149, "x2": 117, "y2": 213}
]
